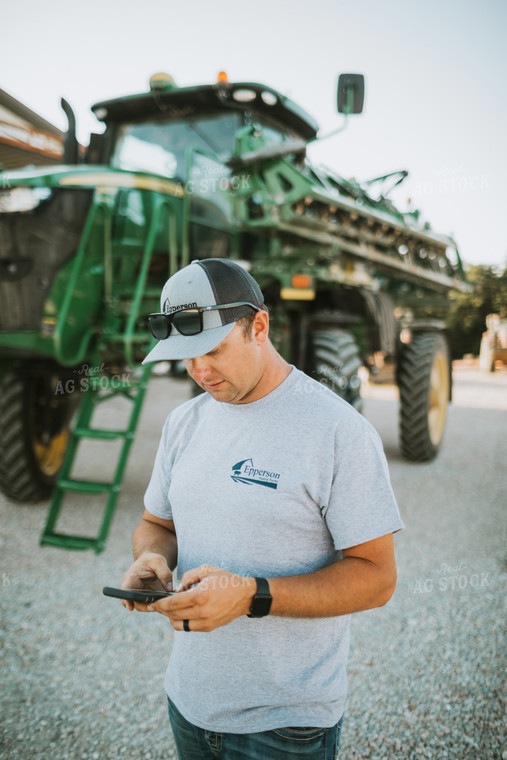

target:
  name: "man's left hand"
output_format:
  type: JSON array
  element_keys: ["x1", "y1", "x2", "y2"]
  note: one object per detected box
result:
[{"x1": 146, "y1": 564, "x2": 256, "y2": 632}]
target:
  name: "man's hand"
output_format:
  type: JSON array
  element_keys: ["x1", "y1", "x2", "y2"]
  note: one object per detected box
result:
[
  {"x1": 146, "y1": 564, "x2": 256, "y2": 632},
  {"x1": 121, "y1": 551, "x2": 174, "y2": 612}
]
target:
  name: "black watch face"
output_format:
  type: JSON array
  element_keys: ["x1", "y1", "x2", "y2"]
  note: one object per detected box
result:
[{"x1": 251, "y1": 594, "x2": 272, "y2": 617}]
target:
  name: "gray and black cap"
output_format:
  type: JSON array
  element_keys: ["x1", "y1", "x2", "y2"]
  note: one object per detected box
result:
[{"x1": 142, "y1": 259, "x2": 264, "y2": 363}]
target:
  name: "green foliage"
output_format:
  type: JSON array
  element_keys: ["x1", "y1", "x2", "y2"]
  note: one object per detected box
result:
[{"x1": 447, "y1": 264, "x2": 507, "y2": 358}]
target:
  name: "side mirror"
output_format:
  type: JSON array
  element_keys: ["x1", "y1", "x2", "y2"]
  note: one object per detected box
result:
[{"x1": 337, "y1": 74, "x2": 365, "y2": 115}]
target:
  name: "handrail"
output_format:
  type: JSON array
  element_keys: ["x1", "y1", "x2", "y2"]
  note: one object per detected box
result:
[
  {"x1": 55, "y1": 186, "x2": 180, "y2": 368},
  {"x1": 54, "y1": 200, "x2": 112, "y2": 365},
  {"x1": 122, "y1": 198, "x2": 176, "y2": 366}
]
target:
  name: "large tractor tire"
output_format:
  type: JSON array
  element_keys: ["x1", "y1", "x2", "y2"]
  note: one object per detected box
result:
[
  {"x1": 397, "y1": 333, "x2": 450, "y2": 462},
  {"x1": 0, "y1": 366, "x2": 79, "y2": 502},
  {"x1": 306, "y1": 328, "x2": 363, "y2": 411}
]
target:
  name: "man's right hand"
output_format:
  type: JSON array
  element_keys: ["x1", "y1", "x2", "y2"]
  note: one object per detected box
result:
[{"x1": 120, "y1": 552, "x2": 174, "y2": 612}]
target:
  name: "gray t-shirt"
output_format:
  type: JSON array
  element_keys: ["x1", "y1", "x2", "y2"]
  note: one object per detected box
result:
[{"x1": 145, "y1": 367, "x2": 403, "y2": 733}]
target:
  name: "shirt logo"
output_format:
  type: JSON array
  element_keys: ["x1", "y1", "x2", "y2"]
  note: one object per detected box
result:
[{"x1": 231, "y1": 458, "x2": 280, "y2": 490}]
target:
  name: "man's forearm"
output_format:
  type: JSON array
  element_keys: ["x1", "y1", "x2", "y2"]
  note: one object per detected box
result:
[
  {"x1": 133, "y1": 518, "x2": 178, "y2": 570},
  {"x1": 268, "y1": 552, "x2": 396, "y2": 618},
  {"x1": 163, "y1": 540, "x2": 397, "y2": 632}
]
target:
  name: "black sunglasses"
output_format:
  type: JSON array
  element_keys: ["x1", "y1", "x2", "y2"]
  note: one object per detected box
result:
[{"x1": 146, "y1": 301, "x2": 259, "y2": 340}]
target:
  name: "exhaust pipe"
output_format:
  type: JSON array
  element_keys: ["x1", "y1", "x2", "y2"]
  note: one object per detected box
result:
[{"x1": 61, "y1": 98, "x2": 79, "y2": 164}]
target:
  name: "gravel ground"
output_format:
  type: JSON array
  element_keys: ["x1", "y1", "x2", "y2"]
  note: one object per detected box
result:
[{"x1": 1, "y1": 367, "x2": 505, "y2": 760}]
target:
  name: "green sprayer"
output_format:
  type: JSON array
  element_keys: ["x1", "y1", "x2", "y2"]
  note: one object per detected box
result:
[{"x1": 0, "y1": 72, "x2": 468, "y2": 551}]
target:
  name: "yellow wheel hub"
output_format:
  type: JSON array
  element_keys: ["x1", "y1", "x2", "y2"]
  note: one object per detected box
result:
[
  {"x1": 428, "y1": 350, "x2": 449, "y2": 446},
  {"x1": 33, "y1": 429, "x2": 69, "y2": 477}
]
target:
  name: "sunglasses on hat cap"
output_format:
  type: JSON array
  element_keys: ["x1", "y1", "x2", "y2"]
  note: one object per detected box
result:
[{"x1": 146, "y1": 301, "x2": 259, "y2": 341}]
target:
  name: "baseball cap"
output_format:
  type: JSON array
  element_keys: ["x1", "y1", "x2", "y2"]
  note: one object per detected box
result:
[{"x1": 142, "y1": 259, "x2": 264, "y2": 363}]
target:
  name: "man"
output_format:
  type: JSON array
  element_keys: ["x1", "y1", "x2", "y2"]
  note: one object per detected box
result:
[{"x1": 121, "y1": 257, "x2": 403, "y2": 760}]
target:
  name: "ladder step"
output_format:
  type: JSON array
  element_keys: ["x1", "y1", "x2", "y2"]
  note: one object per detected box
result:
[
  {"x1": 74, "y1": 427, "x2": 131, "y2": 440},
  {"x1": 58, "y1": 478, "x2": 117, "y2": 494},
  {"x1": 40, "y1": 361, "x2": 152, "y2": 553},
  {"x1": 41, "y1": 533, "x2": 104, "y2": 552}
]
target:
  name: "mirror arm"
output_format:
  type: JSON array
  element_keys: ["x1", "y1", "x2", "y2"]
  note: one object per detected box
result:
[{"x1": 308, "y1": 114, "x2": 349, "y2": 144}]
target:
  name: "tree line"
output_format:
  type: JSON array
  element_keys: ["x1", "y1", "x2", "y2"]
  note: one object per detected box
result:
[{"x1": 447, "y1": 263, "x2": 507, "y2": 359}]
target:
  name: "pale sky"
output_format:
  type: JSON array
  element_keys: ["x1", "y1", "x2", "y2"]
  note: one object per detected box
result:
[{"x1": 3, "y1": 0, "x2": 506, "y2": 269}]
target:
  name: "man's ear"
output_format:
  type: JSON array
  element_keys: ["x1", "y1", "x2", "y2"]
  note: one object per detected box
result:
[{"x1": 253, "y1": 310, "x2": 269, "y2": 345}]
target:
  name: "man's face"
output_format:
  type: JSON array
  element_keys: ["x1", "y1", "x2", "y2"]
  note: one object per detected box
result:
[{"x1": 183, "y1": 319, "x2": 266, "y2": 404}]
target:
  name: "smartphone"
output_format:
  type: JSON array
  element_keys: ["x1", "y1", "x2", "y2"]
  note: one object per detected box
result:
[{"x1": 103, "y1": 586, "x2": 175, "y2": 604}]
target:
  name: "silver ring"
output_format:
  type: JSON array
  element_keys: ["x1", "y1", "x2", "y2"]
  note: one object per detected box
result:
[{"x1": 183, "y1": 619, "x2": 190, "y2": 632}]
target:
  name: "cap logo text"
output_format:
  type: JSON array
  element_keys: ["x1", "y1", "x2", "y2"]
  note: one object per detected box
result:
[{"x1": 163, "y1": 299, "x2": 198, "y2": 314}]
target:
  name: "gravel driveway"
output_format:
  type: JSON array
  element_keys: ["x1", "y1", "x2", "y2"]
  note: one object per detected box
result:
[{"x1": 1, "y1": 366, "x2": 505, "y2": 760}]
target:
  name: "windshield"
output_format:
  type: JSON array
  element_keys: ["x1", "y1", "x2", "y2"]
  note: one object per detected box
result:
[{"x1": 110, "y1": 112, "x2": 241, "y2": 179}]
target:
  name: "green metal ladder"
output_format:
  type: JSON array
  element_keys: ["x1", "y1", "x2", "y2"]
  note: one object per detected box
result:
[
  {"x1": 40, "y1": 359, "x2": 152, "y2": 553},
  {"x1": 40, "y1": 197, "x2": 176, "y2": 554}
]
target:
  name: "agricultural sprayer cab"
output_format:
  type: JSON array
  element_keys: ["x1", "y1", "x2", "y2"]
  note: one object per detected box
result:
[{"x1": 0, "y1": 72, "x2": 469, "y2": 551}]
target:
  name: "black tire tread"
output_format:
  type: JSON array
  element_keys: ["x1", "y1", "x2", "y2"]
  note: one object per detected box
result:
[
  {"x1": 398, "y1": 333, "x2": 448, "y2": 462},
  {"x1": 307, "y1": 328, "x2": 363, "y2": 411},
  {"x1": 0, "y1": 372, "x2": 46, "y2": 502}
]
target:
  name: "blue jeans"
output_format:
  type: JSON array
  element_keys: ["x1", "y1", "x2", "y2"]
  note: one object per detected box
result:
[{"x1": 167, "y1": 697, "x2": 343, "y2": 759}]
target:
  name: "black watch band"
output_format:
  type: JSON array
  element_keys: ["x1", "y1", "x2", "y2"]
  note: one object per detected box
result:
[{"x1": 247, "y1": 577, "x2": 272, "y2": 618}]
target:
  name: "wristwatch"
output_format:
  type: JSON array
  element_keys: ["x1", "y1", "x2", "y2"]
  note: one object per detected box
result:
[{"x1": 247, "y1": 577, "x2": 272, "y2": 618}]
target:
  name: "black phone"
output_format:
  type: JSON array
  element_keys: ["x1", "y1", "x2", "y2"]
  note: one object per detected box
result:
[{"x1": 103, "y1": 586, "x2": 175, "y2": 604}]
